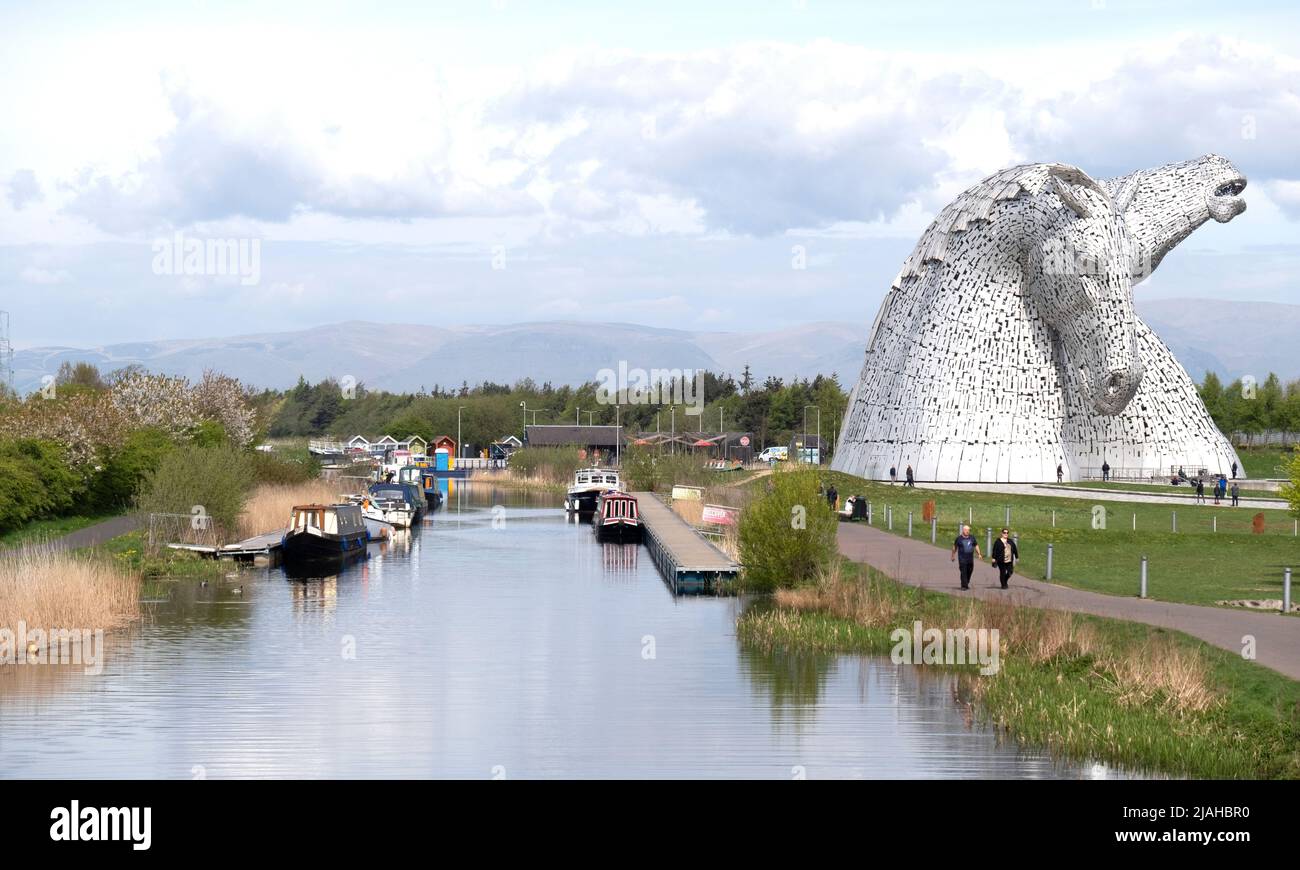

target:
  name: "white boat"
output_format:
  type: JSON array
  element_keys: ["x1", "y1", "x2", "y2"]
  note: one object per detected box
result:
[
  {"x1": 344, "y1": 493, "x2": 416, "y2": 529},
  {"x1": 564, "y1": 467, "x2": 622, "y2": 512}
]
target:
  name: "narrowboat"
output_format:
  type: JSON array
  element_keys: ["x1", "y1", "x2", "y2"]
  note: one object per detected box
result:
[
  {"x1": 281, "y1": 503, "x2": 369, "y2": 567},
  {"x1": 594, "y1": 491, "x2": 641, "y2": 543},
  {"x1": 565, "y1": 467, "x2": 622, "y2": 513}
]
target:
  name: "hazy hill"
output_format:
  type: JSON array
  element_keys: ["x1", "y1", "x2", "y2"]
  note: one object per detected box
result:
[{"x1": 10, "y1": 299, "x2": 1297, "y2": 394}]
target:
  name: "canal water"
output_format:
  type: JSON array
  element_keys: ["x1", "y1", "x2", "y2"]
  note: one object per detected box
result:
[{"x1": 0, "y1": 485, "x2": 1136, "y2": 778}]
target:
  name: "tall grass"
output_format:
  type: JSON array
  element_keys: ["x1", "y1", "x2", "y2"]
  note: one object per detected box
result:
[
  {"x1": 237, "y1": 480, "x2": 343, "y2": 539},
  {"x1": 0, "y1": 544, "x2": 139, "y2": 631}
]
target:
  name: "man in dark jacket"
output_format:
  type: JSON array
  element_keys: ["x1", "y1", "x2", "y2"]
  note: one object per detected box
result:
[
  {"x1": 950, "y1": 524, "x2": 982, "y2": 590},
  {"x1": 991, "y1": 528, "x2": 1018, "y2": 589},
  {"x1": 905, "y1": 465, "x2": 915, "y2": 487}
]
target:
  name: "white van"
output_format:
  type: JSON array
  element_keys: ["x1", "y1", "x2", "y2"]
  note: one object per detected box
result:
[{"x1": 757, "y1": 446, "x2": 789, "y2": 463}]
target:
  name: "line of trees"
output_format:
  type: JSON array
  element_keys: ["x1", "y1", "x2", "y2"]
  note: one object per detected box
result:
[
  {"x1": 1199, "y1": 372, "x2": 1300, "y2": 435},
  {"x1": 259, "y1": 366, "x2": 849, "y2": 454}
]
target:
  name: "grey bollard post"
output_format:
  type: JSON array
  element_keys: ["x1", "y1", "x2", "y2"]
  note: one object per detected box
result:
[
  {"x1": 1132, "y1": 512, "x2": 1136, "y2": 531},
  {"x1": 968, "y1": 506, "x2": 973, "y2": 525},
  {"x1": 888, "y1": 506, "x2": 893, "y2": 531},
  {"x1": 930, "y1": 517, "x2": 937, "y2": 544},
  {"x1": 1213, "y1": 516, "x2": 1217, "y2": 533},
  {"x1": 867, "y1": 502, "x2": 873, "y2": 525},
  {"x1": 1172, "y1": 511, "x2": 1177, "y2": 533},
  {"x1": 1140, "y1": 556, "x2": 1148, "y2": 599},
  {"x1": 1285, "y1": 568, "x2": 1292, "y2": 614},
  {"x1": 1046, "y1": 543, "x2": 1054, "y2": 581},
  {"x1": 1051, "y1": 509, "x2": 1056, "y2": 528},
  {"x1": 907, "y1": 512, "x2": 913, "y2": 537},
  {"x1": 1005, "y1": 505, "x2": 1011, "y2": 526},
  {"x1": 986, "y1": 527, "x2": 993, "y2": 555}
]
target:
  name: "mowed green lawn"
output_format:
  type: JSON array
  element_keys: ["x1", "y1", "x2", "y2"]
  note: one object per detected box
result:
[
  {"x1": 803, "y1": 471, "x2": 1300, "y2": 610},
  {"x1": 1237, "y1": 447, "x2": 1294, "y2": 479}
]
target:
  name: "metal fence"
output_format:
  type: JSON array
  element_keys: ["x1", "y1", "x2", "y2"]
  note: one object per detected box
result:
[
  {"x1": 1228, "y1": 431, "x2": 1300, "y2": 448},
  {"x1": 146, "y1": 512, "x2": 220, "y2": 551}
]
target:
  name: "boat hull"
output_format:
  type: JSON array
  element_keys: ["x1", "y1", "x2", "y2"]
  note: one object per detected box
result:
[
  {"x1": 565, "y1": 489, "x2": 602, "y2": 513},
  {"x1": 281, "y1": 529, "x2": 368, "y2": 566},
  {"x1": 594, "y1": 520, "x2": 642, "y2": 543}
]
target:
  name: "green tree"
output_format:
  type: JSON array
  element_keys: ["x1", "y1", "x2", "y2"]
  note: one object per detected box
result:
[
  {"x1": 737, "y1": 469, "x2": 838, "y2": 591},
  {"x1": 136, "y1": 444, "x2": 255, "y2": 541}
]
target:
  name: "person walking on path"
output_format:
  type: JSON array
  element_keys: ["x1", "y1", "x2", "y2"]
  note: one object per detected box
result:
[
  {"x1": 990, "y1": 527, "x2": 1018, "y2": 589},
  {"x1": 889, "y1": 465, "x2": 897, "y2": 485},
  {"x1": 950, "y1": 524, "x2": 982, "y2": 590},
  {"x1": 1101, "y1": 461, "x2": 1110, "y2": 481},
  {"x1": 1231, "y1": 482, "x2": 1240, "y2": 506},
  {"x1": 905, "y1": 465, "x2": 915, "y2": 488},
  {"x1": 1056, "y1": 463, "x2": 1064, "y2": 483},
  {"x1": 1195, "y1": 478, "x2": 1205, "y2": 504}
]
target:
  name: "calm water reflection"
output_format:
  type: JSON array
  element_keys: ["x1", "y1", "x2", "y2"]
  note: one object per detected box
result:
[{"x1": 0, "y1": 484, "x2": 1136, "y2": 778}]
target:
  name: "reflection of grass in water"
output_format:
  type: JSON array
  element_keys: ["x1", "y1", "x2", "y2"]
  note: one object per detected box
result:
[{"x1": 737, "y1": 560, "x2": 1300, "y2": 779}]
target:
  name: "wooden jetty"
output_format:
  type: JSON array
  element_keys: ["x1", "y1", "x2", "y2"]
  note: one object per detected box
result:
[
  {"x1": 168, "y1": 530, "x2": 285, "y2": 567},
  {"x1": 632, "y1": 492, "x2": 739, "y2": 594}
]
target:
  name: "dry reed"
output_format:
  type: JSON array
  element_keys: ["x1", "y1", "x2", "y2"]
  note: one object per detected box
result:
[
  {"x1": 0, "y1": 544, "x2": 140, "y2": 632},
  {"x1": 237, "y1": 480, "x2": 343, "y2": 539}
]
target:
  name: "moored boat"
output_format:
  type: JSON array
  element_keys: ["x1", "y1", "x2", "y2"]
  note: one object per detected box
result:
[
  {"x1": 565, "y1": 467, "x2": 622, "y2": 513},
  {"x1": 594, "y1": 490, "x2": 641, "y2": 542},
  {"x1": 346, "y1": 492, "x2": 416, "y2": 529},
  {"x1": 281, "y1": 503, "x2": 369, "y2": 569},
  {"x1": 368, "y1": 481, "x2": 425, "y2": 517}
]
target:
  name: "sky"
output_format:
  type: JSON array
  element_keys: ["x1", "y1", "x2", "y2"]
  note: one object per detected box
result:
[{"x1": 1, "y1": 0, "x2": 1298, "y2": 349}]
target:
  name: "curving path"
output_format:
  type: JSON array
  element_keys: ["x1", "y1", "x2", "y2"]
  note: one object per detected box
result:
[{"x1": 837, "y1": 522, "x2": 1300, "y2": 681}]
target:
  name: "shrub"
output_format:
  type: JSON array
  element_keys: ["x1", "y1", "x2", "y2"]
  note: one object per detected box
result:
[
  {"x1": 0, "y1": 439, "x2": 86, "y2": 533},
  {"x1": 737, "y1": 468, "x2": 838, "y2": 591},
  {"x1": 250, "y1": 447, "x2": 321, "y2": 485},
  {"x1": 136, "y1": 444, "x2": 255, "y2": 542},
  {"x1": 508, "y1": 445, "x2": 587, "y2": 483},
  {"x1": 88, "y1": 427, "x2": 175, "y2": 512}
]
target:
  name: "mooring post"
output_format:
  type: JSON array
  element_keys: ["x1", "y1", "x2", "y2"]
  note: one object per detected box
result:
[
  {"x1": 1046, "y1": 543, "x2": 1054, "y2": 581},
  {"x1": 1284, "y1": 567, "x2": 1292, "y2": 614},
  {"x1": 1140, "y1": 556, "x2": 1148, "y2": 599},
  {"x1": 930, "y1": 517, "x2": 937, "y2": 544}
]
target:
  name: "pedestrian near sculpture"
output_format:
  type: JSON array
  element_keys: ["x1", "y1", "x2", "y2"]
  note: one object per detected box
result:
[
  {"x1": 889, "y1": 465, "x2": 897, "y2": 485},
  {"x1": 991, "y1": 528, "x2": 1018, "y2": 589},
  {"x1": 905, "y1": 465, "x2": 915, "y2": 488},
  {"x1": 1231, "y1": 482, "x2": 1240, "y2": 507},
  {"x1": 950, "y1": 524, "x2": 982, "y2": 590},
  {"x1": 1101, "y1": 461, "x2": 1110, "y2": 481},
  {"x1": 1195, "y1": 478, "x2": 1205, "y2": 504}
]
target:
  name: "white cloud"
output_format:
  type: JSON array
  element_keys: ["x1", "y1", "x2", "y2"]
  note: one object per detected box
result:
[{"x1": 20, "y1": 266, "x2": 70, "y2": 284}]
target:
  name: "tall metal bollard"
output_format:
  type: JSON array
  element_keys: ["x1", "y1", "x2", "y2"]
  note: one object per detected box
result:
[
  {"x1": 968, "y1": 506, "x2": 973, "y2": 525},
  {"x1": 986, "y1": 527, "x2": 993, "y2": 556},
  {"x1": 1005, "y1": 505, "x2": 1011, "y2": 526},
  {"x1": 930, "y1": 517, "x2": 937, "y2": 544},
  {"x1": 908, "y1": 512, "x2": 913, "y2": 537},
  {"x1": 1284, "y1": 568, "x2": 1292, "y2": 614},
  {"x1": 1132, "y1": 512, "x2": 1136, "y2": 531},
  {"x1": 1213, "y1": 516, "x2": 1217, "y2": 533},
  {"x1": 1046, "y1": 543, "x2": 1054, "y2": 581},
  {"x1": 867, "y1": 502, "x2": 873, "y2": 526},
  {"x1": 1172, "y1": 511, "x2": 1177, "y2": 533},
  {"x1": 1140, "y1": 556, "x2": 1148, "y2": 599},
  {"x1": 1051, "y1": 509, "x2": 1056, "y2": 528},
  {"x1": 888, "y1": 506, "x2": 893, "y2": 531}
]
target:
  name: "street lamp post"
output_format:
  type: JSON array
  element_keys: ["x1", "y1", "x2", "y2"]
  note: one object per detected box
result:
[{"x1": 457, "y1": 405, "x2": 465, "y2": 461}]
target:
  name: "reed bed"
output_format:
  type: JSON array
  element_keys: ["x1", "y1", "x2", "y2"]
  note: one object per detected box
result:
[
  {"x1": 237, "y1": 480, "x2": 343, "y2": 540},
  {"x1": 736, "y1": 559, "x2": 1291, "y2": 778},
  {"x1": 0, "y1": 544, "x2": 140, "y2": 632}
]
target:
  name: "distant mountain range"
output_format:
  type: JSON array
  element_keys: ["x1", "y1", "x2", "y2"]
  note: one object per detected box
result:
[{"x1": 9, "y1": 299, "x2": 1296, "y2": 394}]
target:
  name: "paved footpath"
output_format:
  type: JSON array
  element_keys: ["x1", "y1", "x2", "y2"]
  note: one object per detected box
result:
[
  {"x1": 907, "y1": 480, "x2": 1284, "y2": 512},
  {"x1": 838, "y1": 522, "x2": 1300, "y2": 681},
  {"x1": 48, "y1": 515, "x2": 142, "y2": 551}
]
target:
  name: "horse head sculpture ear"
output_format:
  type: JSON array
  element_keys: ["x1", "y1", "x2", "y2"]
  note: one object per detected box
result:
[
  {"x1": 1111, "y1": 174, "x2": 1142, "y2": 214},
  {"x1": 1044, "y1": 165, "x2": 1111, "y2": 220}
]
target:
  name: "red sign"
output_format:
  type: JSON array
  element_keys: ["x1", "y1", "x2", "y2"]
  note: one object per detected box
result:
[
  {"x1": 702, "y1": 504, "x2": 739, "y2": 526},
  {"x1": 739, "y1": 436, "x2": 750, "y2": 447}
]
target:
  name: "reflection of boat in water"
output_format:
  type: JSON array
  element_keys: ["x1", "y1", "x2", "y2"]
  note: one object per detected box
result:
[
  {"x1": 565, "y1": 468, "x2": 621, "y2": 513},
  {"x1": 281, "y1": 503, "x2": 369, "y2": 576},
  {"x1": 594, "y1": 491, "x2": 641, "y2": 543},
  {"x1": 288, "y1": 575, "x2": 339, "y2": 610},
  {"x1": 600, "y1": 542, "x2": 639, "y2": 572}
]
